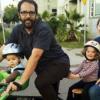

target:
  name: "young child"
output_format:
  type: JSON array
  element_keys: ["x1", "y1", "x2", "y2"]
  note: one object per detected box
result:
[
  {"x1": 0, "y1": 43, "x2": 24, "y2": 94},
  {"x1": 67, "y1": 40, "x2": 100, "y2": 100}
]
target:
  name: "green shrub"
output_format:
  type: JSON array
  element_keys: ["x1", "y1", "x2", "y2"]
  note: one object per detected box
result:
[
  {"x1": 0, "y1": 30, "x2": 10, "y2": 44},
  {"x1": 0, "y1": 24, "x2": 2, "y2": 32}
]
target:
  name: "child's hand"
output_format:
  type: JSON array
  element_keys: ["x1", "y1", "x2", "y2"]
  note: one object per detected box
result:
[
  {"x1": 68, "y1": 73, "x2": 80, "y2": 79},
  {"x1": 1, "y1": 79, "x2": 6, "y2": 83},
  {"x1": 1, "y1": 91, "x2": 8, "y2": 96},
  {"x1": 68, "y1": 73, "x2": 77, "y2": 79},
  {"x1": 74, "y1": 74, "x2": 80, "y2": 79}
]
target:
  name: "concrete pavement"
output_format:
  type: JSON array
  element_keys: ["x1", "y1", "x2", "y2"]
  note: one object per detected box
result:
[{"x1": 62, "y1": 48, "x2": 84, "y2": 66}]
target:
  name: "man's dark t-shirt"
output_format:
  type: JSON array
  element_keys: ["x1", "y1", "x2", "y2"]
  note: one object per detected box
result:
[{"x1": 6, "y1": 18, "x2": 70, "y2": 71}]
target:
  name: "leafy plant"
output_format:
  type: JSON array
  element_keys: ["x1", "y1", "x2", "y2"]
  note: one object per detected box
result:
[
  {"x1": 47, "y1": 16, "x2": 60, "y2": 34},
  {"x1": 41, "y1": 9, "x2": 84, "y2": 42},
  {"x1": 3, "y1": 5, "x2": 18, "y2": 24},
  {"x1": 41, "y1": 10, "x2": 51, "y2": 21},
  {"x1": 65, "y1": 9, "x2": 84, "y2": 41},
  {"x1": 0, "y1": 24, "x2": 11, "y2": 44},
  {"x1": 56, "y1": 14, "x2": 67, "y2": 41}
]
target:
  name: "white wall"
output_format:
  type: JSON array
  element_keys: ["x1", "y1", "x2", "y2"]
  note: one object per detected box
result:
[
  {"x1": 81, "y1": 0, "x2": 100, "y2": 39},
  {"x1": 35, "y1": 0, "x2": 57, "y2": 14}
]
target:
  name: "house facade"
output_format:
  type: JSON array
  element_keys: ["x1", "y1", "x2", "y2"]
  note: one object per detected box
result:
[
  {"x1": 34, "y1": 0, "x2": 57, "y2": 15},
  {"x1": 41, "y1": 0, "x2": 100, "y2": 39},
  {"x1": 56, "y1": 0, "x2": 100, "y2": 39},
  {"x1": 85, "y1": 0, "x2": 100, "y2": 38},
  {"x1": 77, "y1": 0, "x2": 100, "y2": 38}
]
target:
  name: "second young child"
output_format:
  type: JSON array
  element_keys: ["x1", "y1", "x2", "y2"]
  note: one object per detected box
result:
[{"x1": 67, "y1": 40, "x2": 100, "y2": 100}]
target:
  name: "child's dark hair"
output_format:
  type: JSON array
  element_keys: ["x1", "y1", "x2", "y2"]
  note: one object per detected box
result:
[{"x1": 82, "y1": 46, "x2": 100, "y2": 60}]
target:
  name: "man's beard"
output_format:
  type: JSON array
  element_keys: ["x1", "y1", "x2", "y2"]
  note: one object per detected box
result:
[{"x1": 22, "y1": 19, "x2": 34, "y2": 29}]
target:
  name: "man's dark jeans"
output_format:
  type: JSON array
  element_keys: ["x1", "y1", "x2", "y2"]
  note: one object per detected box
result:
[{"x1": 35, "y1": 61, "x2": 70, "y2": 100}]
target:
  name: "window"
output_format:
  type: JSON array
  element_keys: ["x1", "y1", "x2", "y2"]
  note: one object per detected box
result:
[
  {"x1": 89, "y1": 0, "x2": 94, "y2": 17},
  {"x1": 89, "y1": 0, "x2": 100, "y2": 17},
  {"x1": 95, "y1": 0, "x2": 100, "y2": 16},
  {"x1": 52, "y1": 9, "x2": 57, "y2": 16}
]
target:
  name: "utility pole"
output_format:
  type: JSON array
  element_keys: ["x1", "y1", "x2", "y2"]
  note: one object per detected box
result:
[{"x1": 82, "y1": 0, "x2": 87, "y2": 44}]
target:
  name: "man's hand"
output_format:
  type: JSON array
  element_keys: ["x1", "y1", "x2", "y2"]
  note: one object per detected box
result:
[
  {"x1": 5, "y1": 80, "x2": 22, "y2": 93},
  {"x1": 1, "y1": 79, "x2": 6, "y2": 83}
]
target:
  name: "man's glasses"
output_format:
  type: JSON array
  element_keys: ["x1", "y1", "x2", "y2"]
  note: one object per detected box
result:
[{"x1": 20, "y1": 11, "x2": 36, "y2": 16}]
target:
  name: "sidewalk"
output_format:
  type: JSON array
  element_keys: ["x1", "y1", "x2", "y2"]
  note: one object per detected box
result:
[{"x1": 63, "y1": 47, "x2": 84, "y2": 66}]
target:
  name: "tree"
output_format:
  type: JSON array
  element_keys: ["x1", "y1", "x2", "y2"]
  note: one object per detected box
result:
[
  {"x1": 3, "y1": 5, "x2": 19, "y2": 24},
  {"x1": 65, "y1": 9, "x2": 84, "y2": 41}
]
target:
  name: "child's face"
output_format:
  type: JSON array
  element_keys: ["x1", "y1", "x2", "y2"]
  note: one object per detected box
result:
[
  {"x1": 6, "y1": 54, "x2": 20, "y2": 68},
  {"x1": 86, "y1": 47, "x2": 97, "y2": 60}
]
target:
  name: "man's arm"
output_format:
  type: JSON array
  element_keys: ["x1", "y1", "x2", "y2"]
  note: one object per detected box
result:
[
  {"x1": 0, "y1": 45, "x2": 5, "y2": 61},
  {"x1": 18, "y1": 48, "x2": 44, "y2": 85}
]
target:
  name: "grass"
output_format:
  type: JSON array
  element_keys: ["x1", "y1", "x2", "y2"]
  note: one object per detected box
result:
[{"x1": 59, "y1": 41, "x2": 84, "y2": 49}]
